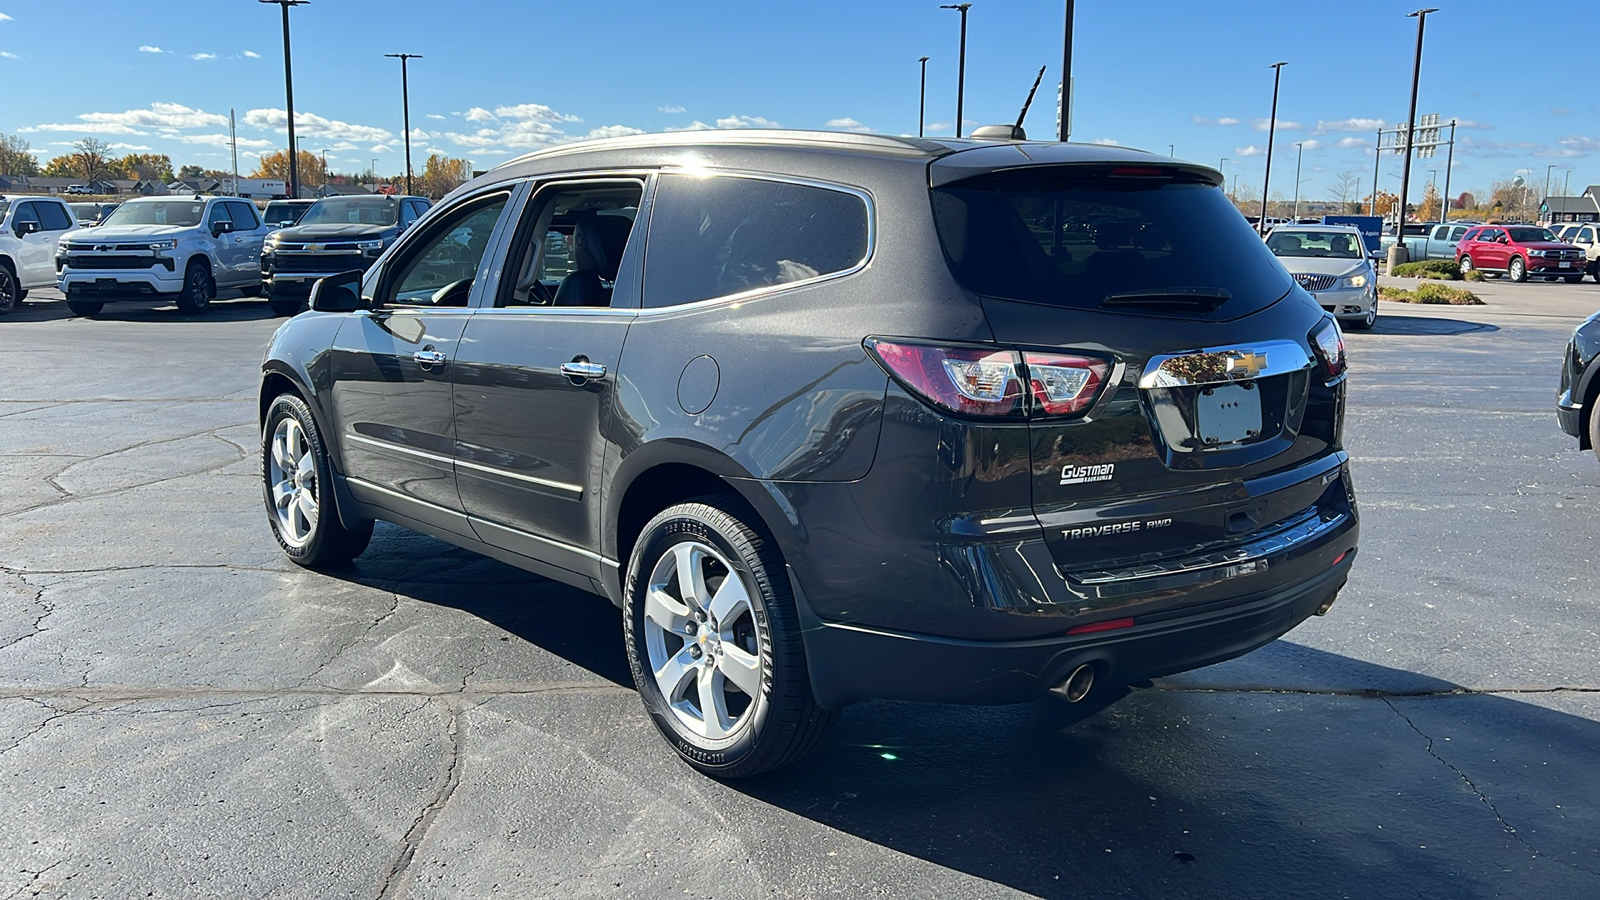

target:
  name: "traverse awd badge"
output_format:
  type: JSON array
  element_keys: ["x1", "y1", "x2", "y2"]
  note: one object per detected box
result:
[{"x1": 1060, "y1": 463, "x2": 1115, "y2": 486}]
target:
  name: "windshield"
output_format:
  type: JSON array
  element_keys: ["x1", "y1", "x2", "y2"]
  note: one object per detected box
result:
[
  {"x1": 264, "y1": 202, "x2": 304, "y2": 226},
  {"x1": 1507, "y1": 227, "x2": 1558, "y2": 243},
  {"x1": 1266, "y1": 230, "x2": 1362, "y2": 259},
  {"x1": 102, "y1": 200, "x2": 205, "y2": 228},
  {"x1": 297, "y1": 197, "x2": 399, "y2": 227},
  {"x1": 931, "y1": 173, "x2": 1291, "y2": 313}
]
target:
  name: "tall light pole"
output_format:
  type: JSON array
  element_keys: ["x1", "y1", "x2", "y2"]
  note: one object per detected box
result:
[
  {"x1": 1292, "y1": 141, "x2": 1304, "y2": 221},
  {"x1": 940, "y1": 4, "x2": 971, "y2": 138},
  {"x1": 1168, "y1": 144, "x2": 1175, "y2": 157},
  {"x1": 386, "y1": 52, "x2": 423, "y2": 195},
  {"x1": 1545, "y1": 163, "x2": 1559, "y2": 204},
  {"x1": 1059, "y1": 0, "x2": 1074, "y2": 141},
  {"x1": 1259, "y1": 61, "x2": 1287, "y2": 235},
  {"x1": 918, "y1": 56, "x2": 930, "y2": 137},
  {"x1": 260, "y1": 0, "x2": 307, "y2": 200},
  {"x1": 1219, "y1": 157, "x2": 1230, "y2": 199},
  {"x1": 371, "y1": 157, "x2": 379, "y2": 187},
  {"x1": 1394, "y1": 8, "x2": 1438, "y2": 257}
]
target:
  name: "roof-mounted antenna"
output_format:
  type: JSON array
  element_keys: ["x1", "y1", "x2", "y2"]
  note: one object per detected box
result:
[{"x1": 972, "y1": 64, "x2": 1047, "y2": 141}]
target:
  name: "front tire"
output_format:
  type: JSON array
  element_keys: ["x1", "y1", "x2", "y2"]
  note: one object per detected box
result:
[
  {"x1": 66, "y1": 296, "x2": 103, "y2": 317},
  {"x1": 177, "y1": 261, "x2": 214, "y2": 313},
  {"x1": 624, "y1": 496, "x2": 833, "y2": 778},
  {"x1": 1590, "y1": 398, "x2": 1600, "y2": 465},
  {"x1": 239, "y1": 283, "x2": 263, "y2": 297},
  {"x1": 268, "y1": 294, "x2": 303, "y2": 317},
  {"x1": 1508, "y1": 256, "x2": 1527, "y2": 283},
  {"x1": 1457, "y1": 254, "x2": 1475, "y2": 276},
  {"x1": 0, "y1": 264, "x2": 17, "y2": 314},
  {"x1": 1566, "y1": 275, "x2": 1583, "y2": 284},
  {"x1": 261, "y1": 393, "x2": 373, "y2": 567}
]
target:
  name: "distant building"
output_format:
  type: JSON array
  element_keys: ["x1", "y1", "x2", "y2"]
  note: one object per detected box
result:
[{"x1": 1540, "y1": 187, "x2": 1600, "y2": 224}]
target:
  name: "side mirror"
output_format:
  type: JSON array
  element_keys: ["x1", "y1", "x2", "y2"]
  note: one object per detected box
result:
[
  {"x1": 212, "y1": 220, "x2": 234, "y2": 236},
  {"x1": 14, "y1": 220, "x2": 40, "y2": 236},
  {"x1": 309, "y1": 269, "x2": 365, "y2": 313}
]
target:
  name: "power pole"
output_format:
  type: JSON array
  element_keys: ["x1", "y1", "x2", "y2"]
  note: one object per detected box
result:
[
  {"x1": 1259, "y1": 61, "x2": 1287, "y2": 235},
  {"x1": 1292, "y1": 141, "x2": 1303, "y2": 221},
  {"x1": 940, "y1": 4, "x2": 971, "y2": 138},
  {"x1": 260, "y1": 0, "x2": 307, "y2": 200},
  {"x1": 918, "y1": 56, "x2": 930, "y2": 137},
  {"x1": 1371, "y1": 128, "x2": 1382, "y2": 216},
  {"x1": 1440, "y1": 119, "x2": 1456, "y2": 223},
  {"x1": 1059, "y1": 0, "x2": 1074, "y2": 141},
  {"x1": 386, "y1": 53, "x2": 423, "y2": 195}
]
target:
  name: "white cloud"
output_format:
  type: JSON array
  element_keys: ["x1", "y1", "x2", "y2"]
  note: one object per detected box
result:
[
  {"x1": 1335, "y1": 136, "x2": 1370, "y2": 149},
  {"x1": 1456, "y1": 119, "x2": 1492, "y2": 130},
  {"x1": 580, "y1": 125, "x2": 645, "y2": 141},
  {"x1": 20, "y1": 122, "x2": 147, "y2": 135},
  {"x1": 926, "y1": 121, "x2": 952, "y2": 133},
  {"x1": 0, "y1": 51, "x2": 17, "y2": 59},
  {"x1": 107, "y1": 143, "x2": 155, "y2": 151},
  {"x1": 425, "y1": 113, "x2": 446, "y2": 121},
  {"x1": 190, "y1": 53, "x2": 216, "y2": 60},
  {"x1": 1091, "y1": 138, "x2": 1119, "y2": 145},
  {"x1": 658, "y1": 105, "x2": 686, "y2": 114},
  {"x1": 243, "y1": 50, "x2": 261, "y2": 59},
  {"x1": 716, "y1": 114, "x2": 779, "y2": 129},
  {"x1": 81, "y1": 102, "x2": 229, "y2": 130},
  {"x1": 139, "y1": 45, "x2": 166, "y2": 54},
  {"x1": 1312, "y1": 117, "x2": 1385, "y2": 134},
  {"x1": 1296, "y1": 139, "x2": 1323, "y2": 151},
  {"x1": 664, "y1": 121, "x2": 716, "y2": 133},
  {"x1": 495, "y1": 103, "x2": 581, "y2": 122},
  {"x1": 370, "y1": 144, "x2": 394, "y2": 154},
  {"x1": 1236, "y1": 145, "x2": 1265, "y2": 157},
  {"x1": 462, "y1": 107, "x2": 496, "y2": 123},
  {"x1": 243, "y1": 108, "x2": 393, "y2": 143},
  {"x1": 1192, "y1": 116, "x2": 1241, "y2": 127},
  {"x1": 0, "y1": 13, "x2": 12, "y2": 21},
  {"x1": 174, "y1": 133, "x2": 275, "y2": 149},
  {"x1": 825, "y1": 117, "x2": 871, "y2": 133},
  {"x1": 1253, "y1": 118, "x2": 1302, "y2": 132},
  {"x1": 1218, "y1": 117, "x2": 1240, "y2": 126}
]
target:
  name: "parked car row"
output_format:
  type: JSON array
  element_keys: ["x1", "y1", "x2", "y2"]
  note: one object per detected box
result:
[{"x1": 37, "y1": 193, "x2": 427, "y2": 317}]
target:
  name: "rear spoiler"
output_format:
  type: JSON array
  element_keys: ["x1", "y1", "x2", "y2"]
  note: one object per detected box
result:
[{"x1": 929, "y1": 143, "x2": 1222, "y2": 189}]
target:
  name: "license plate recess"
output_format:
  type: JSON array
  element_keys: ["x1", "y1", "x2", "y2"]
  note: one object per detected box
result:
[{"x1": 1196, "y1": 382, "x2": 1262, "y2": 445}]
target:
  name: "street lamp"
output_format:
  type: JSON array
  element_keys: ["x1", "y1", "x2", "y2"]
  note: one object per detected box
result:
[
  {"x1": 1545, "y1": 163, "x2": 1559, "y2": 205},
  {"x1": 939, "y1": 4, "x2": 971, "y2": 138},
  {"x1": 371, "y1": 158, "x2": 379, "y2": 187},
  {"x1": 385, "y1": 52, "x2": 423, "y2": 195},
  {"x1": 1059, "y1": 0, "x2": 1074, "y2": 142},
  {"x1": 1259, "y1": 61, "x2": 1287, "y2": 235},
  {"x1": 1394, "y1": 8, "x2": 1438, "y2": 257},
  {"x1": 918, "y1": 56, "x2": 930, "y2": 137},
  {"x1": 260, "y1": 0, "x2": 308, "y2": 200},
  {"x1": 1292, "y1": 141, "x2": 1304, "y2": 221}
]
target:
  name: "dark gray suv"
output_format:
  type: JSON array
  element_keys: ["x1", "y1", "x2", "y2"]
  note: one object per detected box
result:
[{"x1": 259, "y1": 130, "x2": 1359, "y2": 777}]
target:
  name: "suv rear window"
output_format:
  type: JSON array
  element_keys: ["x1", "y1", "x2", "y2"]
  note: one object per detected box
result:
[{"x1": 931, "y1": 170, "x2": 1291, "y2": 313}]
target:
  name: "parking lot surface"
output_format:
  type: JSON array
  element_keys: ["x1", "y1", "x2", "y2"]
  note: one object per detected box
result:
[{"x1": 3, "y1": 280, "x2": 1599, "y2": 898}]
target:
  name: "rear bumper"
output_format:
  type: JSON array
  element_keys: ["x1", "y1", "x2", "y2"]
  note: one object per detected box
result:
[{"x1": 793, "y1": 551, "x2": 1354, "y2": 708}]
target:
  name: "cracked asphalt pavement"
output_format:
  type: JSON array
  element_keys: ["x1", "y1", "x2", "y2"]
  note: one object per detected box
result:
[{"x1": 2, "y1": 284, "x2": 1599, "y2": 899}]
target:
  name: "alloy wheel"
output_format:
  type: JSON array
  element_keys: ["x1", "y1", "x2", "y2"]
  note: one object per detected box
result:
[
  {"x1": 267, "y1": 416, "x2": 319, "y2": 547},
  {"x1": 642, "y1": 540, "x2": 765, "y2": 740},
  {"x1": 1509, "y1": 257, "x2": 1526, "y2": 283}
]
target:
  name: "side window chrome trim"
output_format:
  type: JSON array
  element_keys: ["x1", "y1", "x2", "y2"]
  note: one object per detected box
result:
[{"x1": 639, "y1": 167, "x2": 877, "y2": 316}]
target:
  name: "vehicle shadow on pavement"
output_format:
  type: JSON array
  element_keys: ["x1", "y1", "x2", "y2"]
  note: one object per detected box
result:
[
  {"x1": 734, "y1": 648, "x2": 1600, "y2": 897},
  {"x1": 1364, "y1": 315, "x2": 1498, "y2": 337},
  {"x1": 5, "y1": 297, "x2": 280, "y2": 324},
  {"x1": 334, "y1": 522, "x2": 634, "y2": 687}
]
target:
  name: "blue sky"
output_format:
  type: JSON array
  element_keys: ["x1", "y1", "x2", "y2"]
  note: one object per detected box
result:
[{"x1": 0, "y1": 0, "x2": 1586, "y2": 200}]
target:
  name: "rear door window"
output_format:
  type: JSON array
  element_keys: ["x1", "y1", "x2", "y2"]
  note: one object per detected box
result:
[
  {"x1": 642, "y1": 173, "x2": 869, "y2": 308},
  {"x1": 225, "y1": 201, "x2": 260, "y2": 230},
  {"x1": 37, "y1": 202, "x2": 72, "y2": 231},
  {"x1": 931, "y1": 169, "x2": 1291, "y2": 314}
]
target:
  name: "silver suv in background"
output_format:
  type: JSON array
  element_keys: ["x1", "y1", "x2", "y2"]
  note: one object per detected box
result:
[
  {"x1": 56, "y1": 195, "x2": 270, "y2": 316},
  {"x1": 1555, "y1": 223, "x2": 1600, "y2": 282}
]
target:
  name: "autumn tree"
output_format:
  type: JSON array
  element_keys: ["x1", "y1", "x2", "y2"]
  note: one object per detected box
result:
[
  {"x1": 415, "y1": 153, "x2": 472, "y2": 199},
  {"x1": 1364, "y1": 191, "x2": 1398, "y2": 218},
  {"x1": 69, "y1": 138, "x2": 115, "y2": 182},
  {"x1": 177, "y1": 164, "x2": 206, "y2": 180},
  {"x1": 0, "y1": 133, "x2": 40, "y2": 177},
  {"x1": 1417, "y1": 180, "x2": 1441, "y2": 223},
  {"x1": 115, "y1": 153, "x2": 175, "y2": 182},
  {"x1": 251, "y1": 149, "x2": 328, "y2": 189}
]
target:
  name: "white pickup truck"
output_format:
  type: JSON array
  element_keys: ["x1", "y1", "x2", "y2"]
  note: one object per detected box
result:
[
  {"x1": 56, "y1": 195, "x2": 270, "y2": 316},
  {"x1": 0, "y1": 195, "x2": 79, "y2": 314}
]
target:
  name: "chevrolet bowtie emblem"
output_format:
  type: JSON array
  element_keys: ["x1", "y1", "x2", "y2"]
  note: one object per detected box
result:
[
  {"x1": 1225, "y1": 350, "x2": 1267, "y2": 379},
  {"x1": 307, "y1": 243, "x2": 323, "y2": 252}
]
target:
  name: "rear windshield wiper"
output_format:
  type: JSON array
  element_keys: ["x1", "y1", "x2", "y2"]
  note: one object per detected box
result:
[{"x1": 1101, "y1": 286, "x2": 1231, "y2": 312}]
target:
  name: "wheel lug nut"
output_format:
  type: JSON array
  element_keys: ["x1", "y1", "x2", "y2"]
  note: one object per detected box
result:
[
  {"x1": 685, "y1": 621, "x2": 697, "y2": 635},
  {"x1": 689, "y1": 645, "x2": 702, "y2": 659}
]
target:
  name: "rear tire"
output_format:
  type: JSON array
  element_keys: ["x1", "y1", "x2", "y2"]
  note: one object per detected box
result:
[
  {"x1": 1508, "y1": 256, "x2": 1527, "y2": 283},
  {"x1": 176, "y1": 261, "x2": 214, "y2": 313},
  {"x1": 1590, "y1": 398, "x2": 1600, "y2": 465},
  {"x1": 261, "y1": 393, "x2": 373, "y2": 567},
  {"x1": 1457, "y1": 254, "x2": 1475, "y2": 276},
  {"x1": 624, "y1": 495, "x2": 834, "y2": 778}
]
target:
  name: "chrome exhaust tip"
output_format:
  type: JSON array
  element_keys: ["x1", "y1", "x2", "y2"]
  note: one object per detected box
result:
[
  {"x1": 1315, "y1": 594, "x2": 1339, "y2": 616},
  {"x1": 1059, "y1": 664, "x2": 1095, "y2": 703}
]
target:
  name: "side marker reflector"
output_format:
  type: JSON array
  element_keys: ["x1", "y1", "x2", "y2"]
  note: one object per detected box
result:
[{"x1": 1067, "y1": 617, "x2": 1135, "y2": 636}]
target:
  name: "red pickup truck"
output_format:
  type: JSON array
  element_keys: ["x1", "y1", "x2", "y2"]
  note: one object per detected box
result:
[{"x1": 1457, "y1": 224, "x2": 1584, "y2": 283}]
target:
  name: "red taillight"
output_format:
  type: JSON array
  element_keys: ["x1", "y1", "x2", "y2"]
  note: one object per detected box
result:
[
  {"x1": 1067, "y1": 617, "x2": 1135, "y2": 635},
  {"x1": 867, "y1": 339, "x2": 1026, "y2": 417},
  {"x1": 1023, "y1": 352, "x2": 1112, "y2": 416},
  {"x1": 867, "y1": 339, "x2": 1112, "y2": 419},
  {"x1": 1309, "y1": 318, "x2": 1346, "y2": 379}
]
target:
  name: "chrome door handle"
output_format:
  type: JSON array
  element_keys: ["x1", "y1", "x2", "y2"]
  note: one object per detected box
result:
[
  {"x1": 560, "y1": 360, "x2": 607, "y2": 380},
  {"x1": 414, "y1": 349, "x2": 449, "y2": 368}
]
